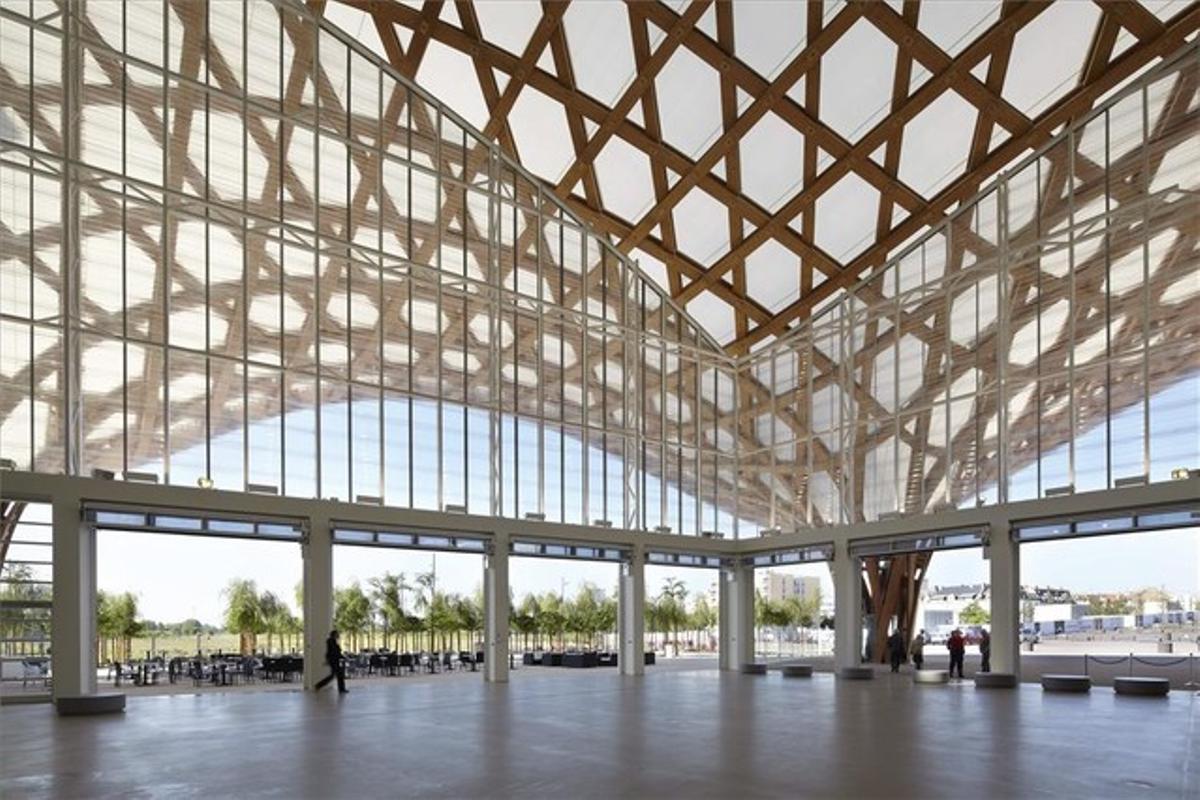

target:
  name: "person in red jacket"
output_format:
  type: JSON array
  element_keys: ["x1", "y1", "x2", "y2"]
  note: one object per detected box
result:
[{"x1": 947, "y1": 629, "x2": 966, "y2": 679}]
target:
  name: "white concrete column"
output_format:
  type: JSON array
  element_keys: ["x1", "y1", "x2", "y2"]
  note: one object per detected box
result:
[
  {"x1": 718, "y1": 561, "x2": 754, "y2": 671},
  {"x1": 833, "y1": 544, "x2": 863, "y2": 670},
  {"x1": 51, "y1": 494, "x2": 95, "y2": 700},
  {"x1": 987, "y1": 523, "x2": 1020, "y2": 674},
  {"x1": 484, "y1": 532, "x2": 510, "y2": 683},
  {"x1": 619, "y1": 543, "x2": 645, "y2": 676},
  {"x1": 302, "y1": 513, "x2": 333, "y2": 691}
]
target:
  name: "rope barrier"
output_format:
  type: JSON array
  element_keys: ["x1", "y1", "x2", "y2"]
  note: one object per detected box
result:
[
  {"x1": 1131, "y1": 655, "x2": 1190, "y2": 667},
  {"x1": 1085, "y1": 655, "x2": 1129, "y2": 666}
]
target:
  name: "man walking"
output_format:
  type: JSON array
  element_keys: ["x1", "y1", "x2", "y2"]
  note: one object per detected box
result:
[{"x1": 315, "y1": 629, "x2": 348, "y2": 693}]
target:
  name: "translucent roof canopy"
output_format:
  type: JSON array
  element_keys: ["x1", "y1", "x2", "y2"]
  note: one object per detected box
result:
[{"x1": 321, "y1": 0, "x2": 1194, "y2": 351}]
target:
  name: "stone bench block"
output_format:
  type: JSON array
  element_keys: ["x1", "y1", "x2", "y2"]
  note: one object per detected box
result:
[
  {"x1": 838, "y1": 666, "x2": 875, "y2": 680},
  {"x1": 782, "y1": 665, "x2": 814, "y2": 678},
  {"x1": 741, "y1": 663, "x2": 767, "y2": 675},
  {"x1": 1113, "y1": 677, "x2": 1169, "y2": 697},
  {"x1": 56, "y1": 693, "x2": 126, "y2": 716},
  {"x1": 974, "y1": 673, "x2": 1018, "y2": 689},
  {"x1": 1041, "y1": 674, "x2": 1091, "y2": 693},
  {"x1": 913, "y1": 669, "x2": 950, "y2": 685}
]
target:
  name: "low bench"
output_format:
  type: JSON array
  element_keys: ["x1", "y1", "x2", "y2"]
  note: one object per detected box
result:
[
  {"x1": 1113, "y1": 677, "x2": 1169, "y2": 697},
  {"x1": 55, "y1": 693, "x2": 125, "y2": 716},
  {"x1": 974, "y1": 672, "x2": 1018, "y2": 689},
  {"x1": 1041, "y1": 674, "x2": 1091, "y2": 693},
  {"x1": 741, "y1": 663, "x2": 767, "y2": 675},
  {"x1": 782, "y1": 665, "x2": 813, "y2": 678},
  {"x1": 913, "y1": 669, "x2": 949, "y2": 685},
  {"x1": 838, "y1": 666, "x2": 874, "y2": 680}
]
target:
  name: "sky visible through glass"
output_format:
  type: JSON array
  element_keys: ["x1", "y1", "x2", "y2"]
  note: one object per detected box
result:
[{"x1": 97, "y1": 379, "x2": 1199, "y2": 625}]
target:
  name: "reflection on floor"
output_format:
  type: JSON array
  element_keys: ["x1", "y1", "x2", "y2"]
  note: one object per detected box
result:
[{"x1": 2, "y1": 665, "x2": 1195, "y2": 799}]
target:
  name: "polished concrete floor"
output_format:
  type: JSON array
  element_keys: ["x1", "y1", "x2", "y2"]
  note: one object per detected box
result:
[{"x1": 2, "y1": 667, "x2": 1195, "y2": 799}]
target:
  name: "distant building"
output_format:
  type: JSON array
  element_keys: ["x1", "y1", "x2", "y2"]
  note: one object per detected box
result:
[
  {"x1": 1031, "y1": 602, "x2": 1089, "y2": 623},
  {"x1": 918, "y1": 583, "x2": 989, "y2": 631},
  {"x1": 756, "y1": 570, "x2": 821, "y2": 606}
]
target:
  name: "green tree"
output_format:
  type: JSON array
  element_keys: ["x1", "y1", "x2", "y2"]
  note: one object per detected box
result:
[
  {"x1": 454, "y1": 594, "x2": 483, "y2": 653},
  {"x1": 658, "y1": 578, "x2": 688, "y2": 656},
  {"x1": 334, "y1": 582, "x2": 372, "y2": 651},
  {"x1": 222, "y1": 579, "x2": 263, "y2": 655},
  {"x1": 370, "y1": 572, "x2": 410, "y2": 650},
  {"x1": 690, "y1": 594, "x2": 717, "y2": 649},
  {"x1": 596, "y1": 594, "x2": 618, "y2": 651},
  {"x1": 512, "y1": 594, "x2": 540, "y2": 651},
  {"x1": 538, "y1": 591, "x2": 566, "y2": 650},
  {"x1": 414, "y1": 571, "x2": 438, "y2": 651},
  {"x1": 960, "y1": 601, "x2": 991, "y2": 625},
  {"x1": 644, "y1": 598, "x2": 662, "y2": 651},
  {"x1": 258, "y1": 591, "x2": 285, "y2": 654}
]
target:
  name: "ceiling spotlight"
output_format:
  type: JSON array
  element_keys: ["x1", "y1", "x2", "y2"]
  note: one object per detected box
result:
[
  {"x1": 1171, "y1": 467, "x2": 1197, "y2": 481},
  {"x1": 197, "y1": 476, "x2": 214, "y2": 489}
]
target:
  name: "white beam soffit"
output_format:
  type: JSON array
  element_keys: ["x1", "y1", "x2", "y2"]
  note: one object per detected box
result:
[{"x1": 323, "y1": 0, "x2": 1200, "y2": 351}]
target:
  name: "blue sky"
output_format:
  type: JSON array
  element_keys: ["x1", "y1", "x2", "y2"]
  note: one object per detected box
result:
[{"x1": 96, "y1": 377, "x2": 1200, "y2": 624}]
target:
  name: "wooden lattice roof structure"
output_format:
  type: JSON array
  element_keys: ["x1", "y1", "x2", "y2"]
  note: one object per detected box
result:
[{"x1": 322, "y1": 0, "x2": 1198, "y2": 352}]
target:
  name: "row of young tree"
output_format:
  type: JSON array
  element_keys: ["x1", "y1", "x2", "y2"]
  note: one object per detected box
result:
[{"x1": 88, "y1": 575, "x2": 823, "y2": 661}]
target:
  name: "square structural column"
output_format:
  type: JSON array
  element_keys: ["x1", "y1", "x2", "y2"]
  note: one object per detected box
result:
[
  {"x1": 718, "y1": 561, "x2": 753, "y2": 671},
  {"x1": 302, "y1": 514, "x2": 333, "y2": 691},
  {"x1": 51, "y1": 493, "x2": 95, "y2": 700},
  {"x1": 833, "y1": 543, "x2": 863, "y2": 670},
  {"x1": 484, "y1": 533, "x2": 510, "y2": 683},
  {"x1": 987, "y1": 523, "x2": 1020, "y2": 675},
  {"x1": 619, "y1": 544, "x2": 645, "y2": 676}
]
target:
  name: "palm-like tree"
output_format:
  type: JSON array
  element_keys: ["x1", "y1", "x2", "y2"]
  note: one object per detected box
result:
[
  {"x1": 258, "y1": 591, "x2": 284, "y2": 654},
  {"x1": 690, "y1": 595, "x2": 717, "y2": 651},
  {"x1": 659, "y1": 578, "x2": 688, "y2": 656},
  {"x1": 334, "y1": 582, "x2": 372, "y2": 651},
  {"x1": 513, "y1": 594, "x2": 540, "y2": 651},
  {"x1": 454, "y1": 595, "x2": 482, "y2": 653},
  {"x1": 414, "y1": 571, "x2": 437, "y2": 651},
  {"x1": 370, "y1": 572, "x2": 410, "y2": 650},
  {"x1": 223, "y1": 579, "x2": 263, "y2": 655}
]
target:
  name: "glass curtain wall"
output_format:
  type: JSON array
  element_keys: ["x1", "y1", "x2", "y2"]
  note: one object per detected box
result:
[
  {"x1": 3, "y1": 5, "x2": 1196, "y2": 541},
  {"x1": 738, "y1": 44, "x2": 1200, "y2": 534},
  {"x1": 0, "y1": 1, "x2": 738, "y2": 535}
]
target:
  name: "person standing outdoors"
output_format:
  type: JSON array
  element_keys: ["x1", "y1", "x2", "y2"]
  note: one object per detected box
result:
[
  {"x1": 316, "y1": 629, "x2": 348, "y2": 694},
  {"x1": 947, "y1": 628, "x2": 966, "y2": 679},
  {"x1": 978, "y1": 629, "x2": 991, "y2": 673},
  {"x1": 910, "y1": 629, "x2": 926, "y2": 670}
]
